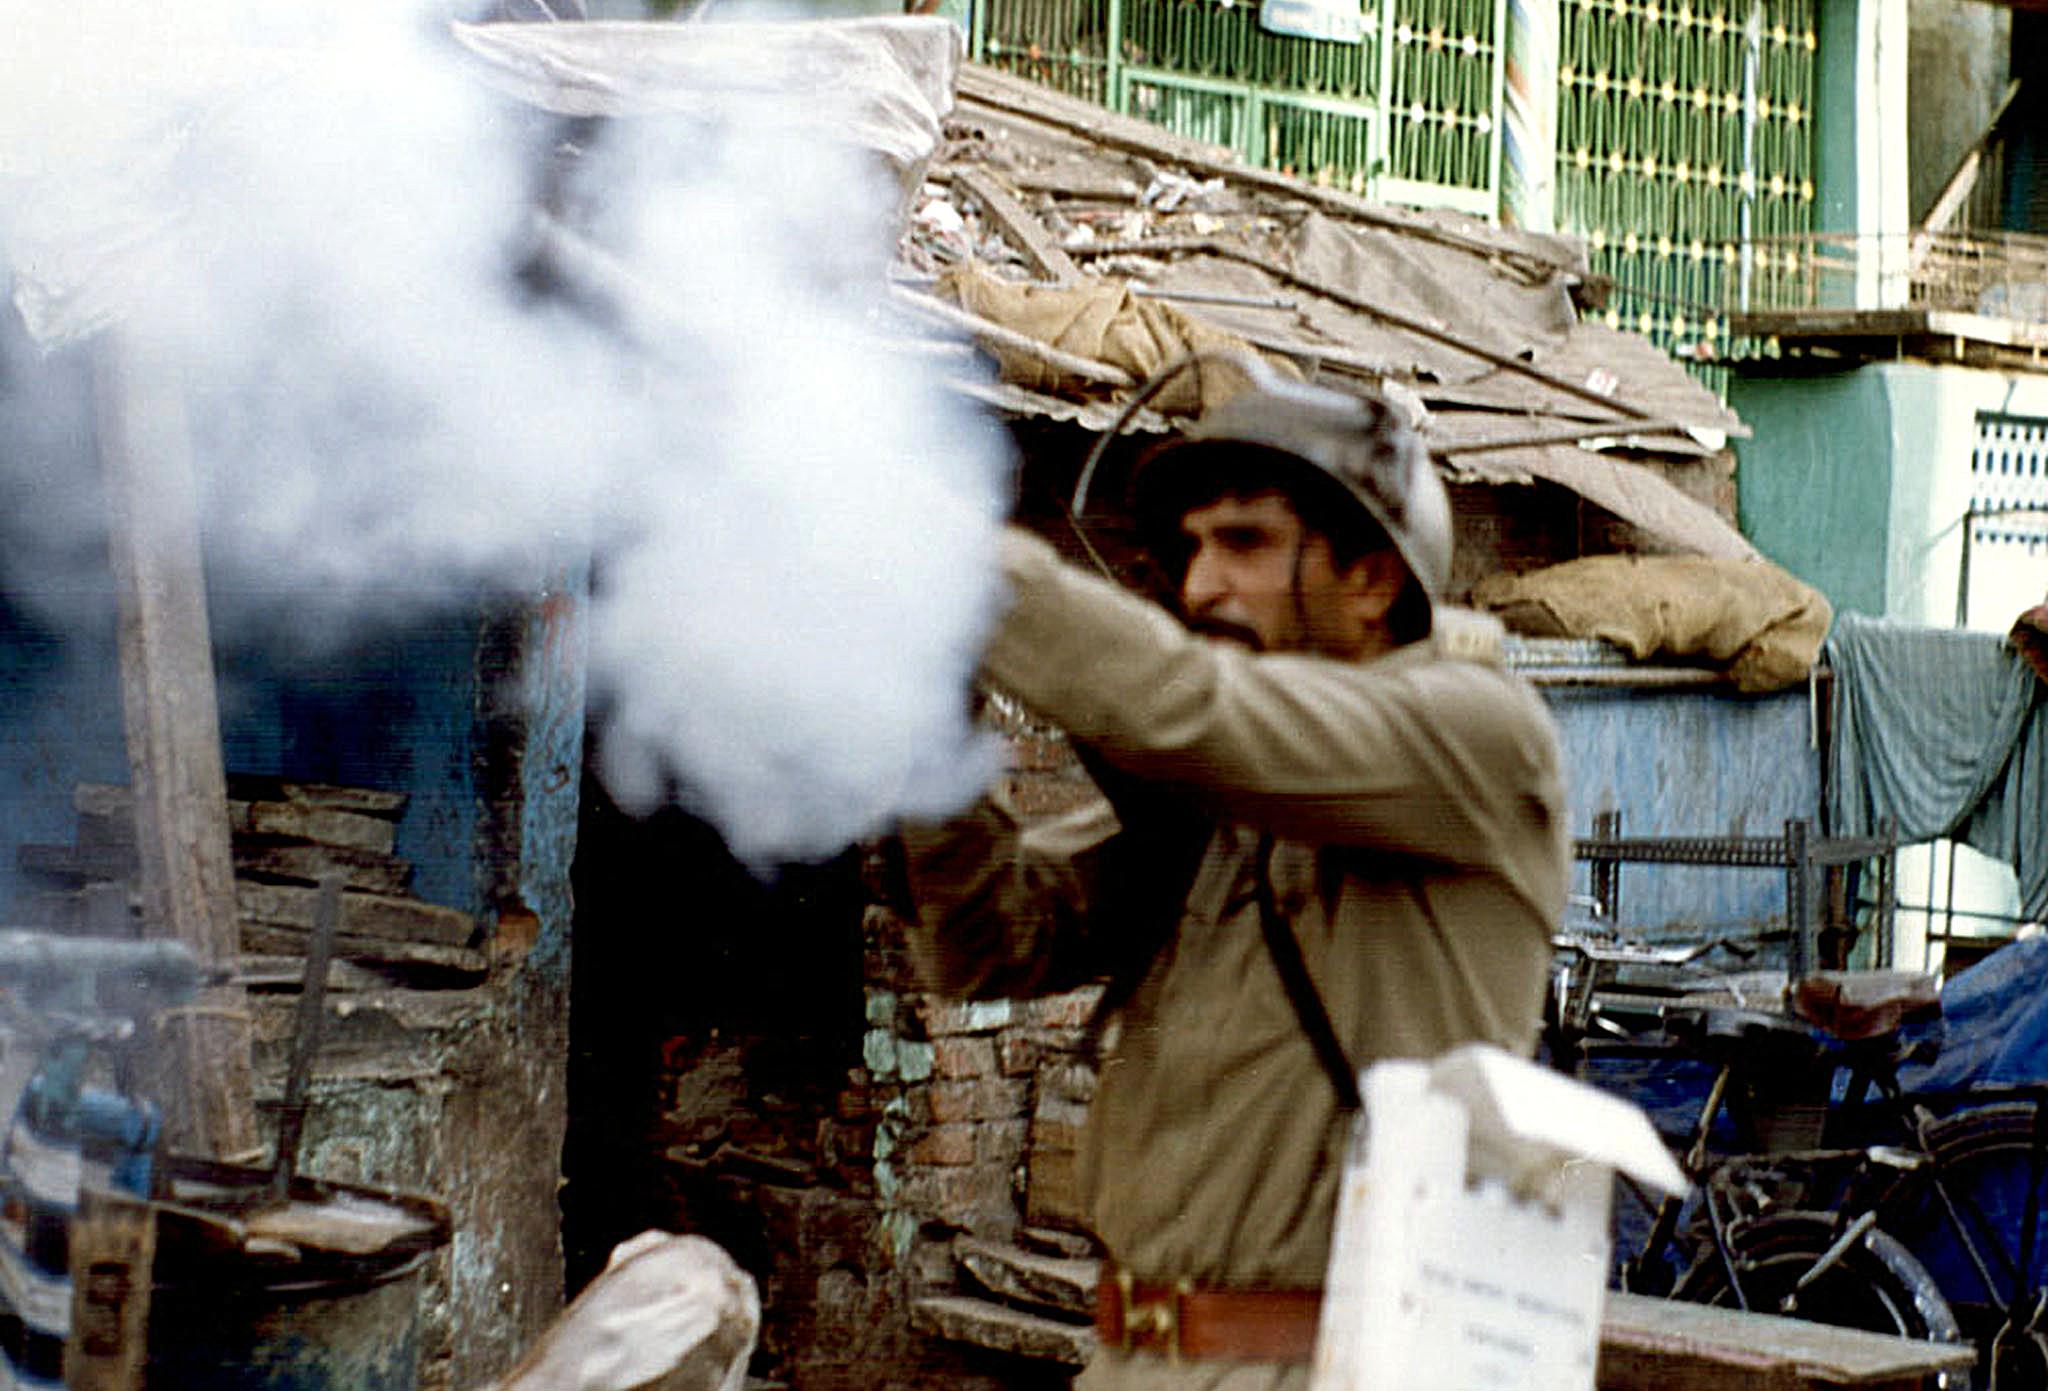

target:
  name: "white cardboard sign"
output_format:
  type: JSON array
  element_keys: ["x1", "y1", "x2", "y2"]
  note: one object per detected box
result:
[{"x1": 1309, "y1": 1045, "x2": 1686, "y2": 1391}]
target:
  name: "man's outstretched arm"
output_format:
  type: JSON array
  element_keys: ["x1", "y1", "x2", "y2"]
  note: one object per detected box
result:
[{"x1": 983, "y1": 528, "x2": 1562, "y2": 869}]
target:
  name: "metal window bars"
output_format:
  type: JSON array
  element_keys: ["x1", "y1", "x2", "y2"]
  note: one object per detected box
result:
[
  {"x1": 1555, "y1": 0, "x2": 1817, "y2": 388},
  {"x1": 969, "y1": 0, "x2": 1820, "y2": 379},
  {"x1": 970, "y1": 0, "x2": 1506, "y2": 214}
]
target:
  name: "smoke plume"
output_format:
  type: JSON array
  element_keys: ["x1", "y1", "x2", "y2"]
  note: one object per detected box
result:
[{"x1": 0, "y1": 1, "x2": 1010, "y2": 866}]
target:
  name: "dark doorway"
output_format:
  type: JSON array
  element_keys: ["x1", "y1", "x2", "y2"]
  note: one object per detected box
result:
[{"x1": 562, "y1": 756, "x2": 865, "y2": 1295}]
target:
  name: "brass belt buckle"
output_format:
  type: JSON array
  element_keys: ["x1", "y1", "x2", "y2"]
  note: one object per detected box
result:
[{"x1": 1115, "y1": 1269, "x2": 1192, "y2": 1363}]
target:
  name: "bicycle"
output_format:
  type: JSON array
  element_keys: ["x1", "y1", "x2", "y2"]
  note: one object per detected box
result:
[
  {"x1": 1545, "y1": 933, "x2": 1969, "y2": 1342},
  {"x1": 1679, "y1": 1086, "x2": 2048, "y2": 1391},
  {"x1": 1551, "y1": 929, "x2": 2048, "y2": 1388}
]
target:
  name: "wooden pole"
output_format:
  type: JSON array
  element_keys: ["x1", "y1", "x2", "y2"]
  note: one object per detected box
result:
[
  {"x1": 66, "y1": 1188, "x2": 156, "y2": 1391},
  {"x1": 95, "y1": 332, "x2": 259, "y2": 1164}
]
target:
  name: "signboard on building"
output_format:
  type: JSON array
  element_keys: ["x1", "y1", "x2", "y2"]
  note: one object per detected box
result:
[{"x1": 1259, "y1": 0, "x2": 1367, "y2": 44}]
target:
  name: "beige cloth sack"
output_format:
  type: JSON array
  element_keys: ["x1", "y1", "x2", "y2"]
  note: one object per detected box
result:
[
  {"x1": 940, "y1": 263, "x2": 1277, "y2": 412},
  {"x1": 1472, "y1": 554, "x2": 1833, "y2": 693}
]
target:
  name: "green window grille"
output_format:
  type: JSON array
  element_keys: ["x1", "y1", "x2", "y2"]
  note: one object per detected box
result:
[
  {"x1": 972, "y1": 0, "x2": 1503, "y2": 213},
  {"x1": 1126, "y1": 72, "x2": 1250, "y2": 147},
  {"x1": 1383, "y1": 0, "x2": 1499, "y2": 198},
  {"x1": 1556, "y1": 0, "x2": 1817, "y2": 385},
  {"x1": 978, "y1": 0, "x2": 1112, "y2": 102}
]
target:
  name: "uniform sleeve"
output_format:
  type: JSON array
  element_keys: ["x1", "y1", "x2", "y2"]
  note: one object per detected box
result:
[
  {"x1": 984, "y1": 527, "x2": 1560, "y2": 868},
  {"x1": 898, "y1": 781, "x2": 1122, "y2": 1000}
]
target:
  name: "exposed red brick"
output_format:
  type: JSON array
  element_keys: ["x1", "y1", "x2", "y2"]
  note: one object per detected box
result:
[
  {"x1": 1008, "y1": 733, "x2": 1076, "y2": 773},
  {"x1": 997, "y1": 1032, "x2": 1038, "y2": 1076},
  {"x1": 933, "y1": 1037, "x2": 996, "y2": 1080},
  {"x1": 1001, "y1": 773, "x2": 1097, "y2": 817},
  {"x1": 928, "y1": 1078, "x2": 1029, "y2": 1124},
  {"x1": 1032, "y1": 990, "x2": 1102, "y2": 1030},
  {"x1": 907, "y1": 1123, "x2": 976, "y2": 1166},
  {"x1": 919, "y1": 997, "x2": 1013, "y2": 1037},
  {"x1": 1029, "y1": 1025, "x2": 1090, "y2": 1054}
]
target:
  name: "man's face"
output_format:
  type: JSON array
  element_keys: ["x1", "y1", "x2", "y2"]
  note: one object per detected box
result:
[{"x1": 1176, "y1": 492, "x2": 1402, "y2": 658}]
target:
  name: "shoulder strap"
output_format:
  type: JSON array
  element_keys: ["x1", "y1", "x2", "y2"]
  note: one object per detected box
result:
[{"x1": 1253, "y1": 835, "x2": 1362, "y2": 1112}]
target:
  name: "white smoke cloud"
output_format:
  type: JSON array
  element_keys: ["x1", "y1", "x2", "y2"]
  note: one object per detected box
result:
[{"x1": 0, "y1": 0, "x2": 1010, "y2": 865}]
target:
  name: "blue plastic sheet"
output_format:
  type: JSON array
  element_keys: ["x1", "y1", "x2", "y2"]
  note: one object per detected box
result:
[{"x1": 1899, "y1": 934, "x2": 2048, "y2": 1094}]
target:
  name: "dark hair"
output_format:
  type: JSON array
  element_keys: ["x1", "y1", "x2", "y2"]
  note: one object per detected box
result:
[
  {"x1": 1130, "y1": 441, "x2": 1432, "y2": 643},
  {"x1": 1131, "y1": 442, "x2": 1389, "y2": 567}
]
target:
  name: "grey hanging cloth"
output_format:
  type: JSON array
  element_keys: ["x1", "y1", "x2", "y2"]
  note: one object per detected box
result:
[{"x1": 1827, "y1": 612, "x2": 2048, "y2": 921}]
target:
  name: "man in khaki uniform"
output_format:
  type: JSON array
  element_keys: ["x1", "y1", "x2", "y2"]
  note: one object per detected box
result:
[{"x1": 903, "y1": 366, "x2": 1569, "y2": 1391}]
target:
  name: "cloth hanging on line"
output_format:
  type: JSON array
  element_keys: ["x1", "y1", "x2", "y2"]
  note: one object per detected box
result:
[{"x1": 1826, "y1": 611, "x2": 2048, "y2": 922}]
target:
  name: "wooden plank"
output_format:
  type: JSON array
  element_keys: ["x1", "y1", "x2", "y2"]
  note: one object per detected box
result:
[
  {"x1": 1916, "y1": 79, "x2": 2023, "y2": 240},
  {"x1": 1598, "y1": 1291, "x2": 1974, "y2": 1390},
  {"x1": 236, "y1": 954, "x2": 383, "y2": 992},
  {"x1": 954, "y1": 1236, "x2": 1097, "y2": 1316},
  {"x1": 911, "y1": 1294, "x2": 1093, "y2": 1365},
  {"x1": 956, "y1": 168, "x2": 1083, "y2": 285},
  {"x1": 243, "y1": 801, "x2": 399, "y2": 855},
  {"x1": 69, "y1": 785, "x2": 412, "y2": 891},
  {"x1": 226, "y1": 776, "x2": 408, "y2": 818},
  {"x1": 66, "y1": 1188, "x2": 156, "y2": 1391},
  {"x1": 95, "y1": 335, "x2": 258, "y2": 1164},
  {"x1": 233, "y1": 841, "x2": 413, "y2": 896},
  {"x1": 885, "y1": 285, "x2": 1136, "y2": 387},
  {"x1": 239, "y1": 923, "x2": 488, "y2": 983},
  {"x1": 235, "y1": 881, "x2": 475, "y2": 946}
]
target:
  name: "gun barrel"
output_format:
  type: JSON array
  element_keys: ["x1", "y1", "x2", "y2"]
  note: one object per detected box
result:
[{"x1": 0, "y1": 931, "x2": 206, "y2": 999}]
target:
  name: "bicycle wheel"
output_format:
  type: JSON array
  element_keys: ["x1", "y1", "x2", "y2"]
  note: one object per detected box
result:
[
  {"x1": 1888, "y1": 1101, "x2": 2048, "y2": 1388},
  {"x1": 1672, "y1": 1210, "x2": 1963, "y2": 1343}
]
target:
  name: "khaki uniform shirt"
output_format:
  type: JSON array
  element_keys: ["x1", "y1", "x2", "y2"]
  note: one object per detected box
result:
[{"x1": 905, "y1": 529, "x2": 1569, "y2": 1391}]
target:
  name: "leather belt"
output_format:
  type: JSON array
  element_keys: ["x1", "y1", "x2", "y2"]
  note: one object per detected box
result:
[{"x1": 1094, "y1": 1269, "x2": 1322, "y2": 1364}]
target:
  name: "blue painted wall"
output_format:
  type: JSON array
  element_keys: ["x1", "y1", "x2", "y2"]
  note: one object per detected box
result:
[
  {"x1": 1542, "y1": 682, "x2": 1824, "y2": 937},
  {"x1": 212, "y1": 611, "x2": 484, "y2": 915},
  {"x1": 0, "y1": 585, "x2": 487, "y2": 920},
  {"x1": 0, "y1": 332, "x2": 487, "y2": 921}
]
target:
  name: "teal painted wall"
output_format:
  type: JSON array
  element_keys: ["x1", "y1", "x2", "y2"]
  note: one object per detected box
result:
[
  {"x1": 1730, "y1": 368, "x2": 1897, "y2": 615},
  {"x1": 1812, "y1": 0, "x2": 1864, "y2": 240}
]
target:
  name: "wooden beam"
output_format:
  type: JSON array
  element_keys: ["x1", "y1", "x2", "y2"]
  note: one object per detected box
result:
[
  {"x1": 66, "y1": 1189, "x2": 157, "y2": 1391},
  {"x1": 95, "y1": 334, "x2": 259, "y2": 1164},
  {"x1": 1912, "y1": 79, "x2": 2025, "y2": 270},
  {"x1": 955, "y1": 169, "x2": 1083, "y2": 285},
  {"x1": 1599, "y1": 1290, "x2": 1975, "y2": 1390},
  {"x1": 1431, "y1": 418, "x2": 1700, "y2": 456},
  {"x1": 1071, "y1": 236, "x2": 1674, "y2": 425}
]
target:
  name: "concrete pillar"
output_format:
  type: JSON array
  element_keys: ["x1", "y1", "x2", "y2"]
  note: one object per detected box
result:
[
  {"x1": 1501, "y1": 0, "x2": 1559, "y2": 232},
  {"x1": 1813, "y1": 0, "x2": 1909, "y2": 305}
]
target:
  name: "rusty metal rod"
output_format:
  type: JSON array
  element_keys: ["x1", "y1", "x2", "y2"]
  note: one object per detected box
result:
[
  {"x1": 270, "y1": 873, "x2": 343, "y2": 1204},
  {"x1": 1072, "y1": 236, "x2": 1664, "y2": 424},
  {"x1": 1432, "y1": 418, "x2": 1701, "y2": 455}
]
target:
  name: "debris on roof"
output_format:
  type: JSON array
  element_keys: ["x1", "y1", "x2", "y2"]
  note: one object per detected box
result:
[{"x1": 900, "y1": 62, "x2": 1755, "y2": 561}]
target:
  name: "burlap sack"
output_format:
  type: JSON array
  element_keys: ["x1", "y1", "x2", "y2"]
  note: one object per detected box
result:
[
  {"x1": 1472, "y1": 554, "x2": 1833, "y2": 693},
  {"x1": 940, "y1": 263, "x2": 1277, "y2": 412}
]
